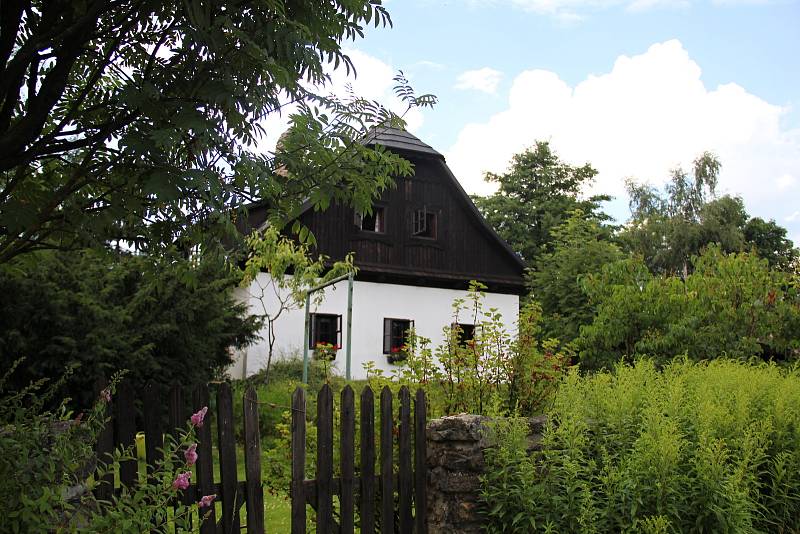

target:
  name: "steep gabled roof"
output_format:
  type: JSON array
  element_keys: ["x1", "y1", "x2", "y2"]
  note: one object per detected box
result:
[
  {"x1": 367, "y1": 127, "x2": 525, "y2": 272},
  {"x1": 364, "y1": 126, "x2": 442, "y2": 157},
  {"x1": 239, "y1": 127, "x2": 526, "y2": 279}
]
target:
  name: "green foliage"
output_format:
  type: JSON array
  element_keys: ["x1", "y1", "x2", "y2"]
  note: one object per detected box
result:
[
  {"x1": 576, "y1": 246, "x2": 800, "y2": 370},
  {"x1": 0, "y1": 1, "x2": 435, "y2": 263},
  {"x1": 2, "y1": 365, "x2": 209, "y2": 533},
  {"x1": 373, "y1": 281, "x2": 570, "y2": 417},
  {"x1": 622, "y1": 154, "x2": 797, "y2": 275},
  {"x1": 240, "y1": 226, "x2": 356, "y2": 382},
  {"x1": 473, "y1": 141, "x2": 612, "y2": 264},
  {"x1": 744, "y1": 217, "x2": 799, "y2": 271},
  {"x1": 481, "y1": 359, "x2": 800, "y2": 533},
  {"x1": 0, "y1": 249, "x2": 259, "y2": 409},
  {"x1": 528, "y1": 209, "x2": 624, "y2": 344}
]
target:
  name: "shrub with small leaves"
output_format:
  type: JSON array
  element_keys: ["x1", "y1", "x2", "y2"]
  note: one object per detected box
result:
[
  {"x1": 2, "y1": 360, "x2": 217, "y2": 533},
  {"x1": 480, "y1": 359, "x2": 800, "y2": 533}
]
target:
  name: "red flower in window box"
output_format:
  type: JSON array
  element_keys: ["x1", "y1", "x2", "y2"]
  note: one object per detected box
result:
[
  {"x1": 313, "y1": 342, "x2": 339, "y2": 361},
  {"x1": 388, "y1": 345, "x2": 408, "y2": 363}
]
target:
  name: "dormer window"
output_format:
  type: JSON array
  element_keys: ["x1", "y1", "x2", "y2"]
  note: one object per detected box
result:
[
  {"x1": 355, "y1": 206, "x2": 385, "y2": 233},
  {"x1": 412, "y1": 207, "x2": 437, "y2": 239}
]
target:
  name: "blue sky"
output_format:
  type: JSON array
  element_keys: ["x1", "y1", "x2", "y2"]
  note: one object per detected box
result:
[{"x1": 316, "y1": 0, "x2": 800, "y2": 245}]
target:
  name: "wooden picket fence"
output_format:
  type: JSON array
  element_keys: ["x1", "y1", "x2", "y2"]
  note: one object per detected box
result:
[
  {"x1": 290, "y1": 384, "x2": 428, "y2": 534},
  {"x1": 93, "y1": 379, "x2": 428, "y2": 533},
  {"x1": 93, "y1": 379, "x2": 265, "y2": 534}
]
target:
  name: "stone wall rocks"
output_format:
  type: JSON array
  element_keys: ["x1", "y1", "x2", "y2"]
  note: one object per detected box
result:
[{"x1": 425, "y1": 414, "x2": 546, "y2": 533}]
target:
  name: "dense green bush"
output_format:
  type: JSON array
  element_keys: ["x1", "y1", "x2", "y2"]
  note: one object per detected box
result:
[
  {"x1": 0, "y1": 249, "x2": 260, "y2": 409},
  {"x1": 576, "y1": 246, "x2": 800, "y2": 370},
  {"x1": 481, "y1": 359, "x2": 800, "y2": 533}
]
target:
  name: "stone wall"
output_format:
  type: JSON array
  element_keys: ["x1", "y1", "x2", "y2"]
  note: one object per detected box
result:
[{"x1": 426, "y1": 414, "x2": 546, "y2": 534}]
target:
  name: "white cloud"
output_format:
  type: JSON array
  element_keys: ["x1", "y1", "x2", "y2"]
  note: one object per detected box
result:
[
  {"x1": 412, "y1": 60, "x2": 446, "y2": 71},
  {"x1": 786, "y1": 211, "x2": 800, "y2": 223},
  {"x1": 776, "y1": 173, "x2": 796, "y2": 190},
  {"x1": 507, "y1": 0, "x2": 684, "y2": 18},
  {"x1": 445, "y1": 39, "x2": 800, "y2": 244},
  {"x1": 455, "y1": 68, "x2": 504, "y2": 94}
]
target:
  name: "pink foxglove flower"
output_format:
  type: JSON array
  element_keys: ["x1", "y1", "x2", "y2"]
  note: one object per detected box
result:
[
  {"x1": 197, "y1": 494, "x2": 217, "y2": 508},
  {"x1": 100, "y1": 388, "x2": 111, "y2": 403},
  {"x1": 172, "y1": 471, "x2": 191, "y2": 491},
  {"x1": 184, "y1": 443, "x2": 198, "y2": 466},
  {"x1": 191, "y1": 406, "x2": 208, "y2": 427}
]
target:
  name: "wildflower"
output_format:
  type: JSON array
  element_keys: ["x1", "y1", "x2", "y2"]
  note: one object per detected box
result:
[
  {"x1": 172, "y1": 471, "x2": 191, "y2": 491},
  {"x1": 100, "y1": 388, "x2": 111, "y2": 403},
  {"x1": 184, "y1": 443, "x2": 198, "y2": 466},
  {"x1": 191, "y1": 406, "x2": 208, "y2": 427},
  {"x1": 197, "y1": 494, "x2": 216, "y2": 508}
]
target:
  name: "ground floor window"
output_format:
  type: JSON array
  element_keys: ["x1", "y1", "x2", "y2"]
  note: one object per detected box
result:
[
  {"x1": 383, "y1": 318, "x2": 414, "y2": 357},
  {"x1": 309, "y1": 313, "x2": 342, "y2": 349}
]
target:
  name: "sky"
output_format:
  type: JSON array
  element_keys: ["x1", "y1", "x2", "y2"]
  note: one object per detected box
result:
[{"x1": 280, "y1": 0, "x2": 800, "y2": 245}]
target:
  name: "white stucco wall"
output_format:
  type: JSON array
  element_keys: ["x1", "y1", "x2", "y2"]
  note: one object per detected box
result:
[{"x1": 230, "y1": 275, "x2": 519, "y2": 380}]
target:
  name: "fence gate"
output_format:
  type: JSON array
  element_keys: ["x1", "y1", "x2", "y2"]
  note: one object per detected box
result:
[
  {"x1": 291, "y1": 385, "x2": 428, "y2": 534},
  {"x1": 93, "y1": 379, "x2": 265, "y2": 534}
]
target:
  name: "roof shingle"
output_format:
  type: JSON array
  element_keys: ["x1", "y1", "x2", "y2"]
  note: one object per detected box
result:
[{"x1": 364, "y1": 126, "x2": 442, "y2": 157}]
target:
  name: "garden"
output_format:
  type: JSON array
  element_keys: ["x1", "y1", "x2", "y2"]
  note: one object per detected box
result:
[{"x1": 2, "y1": 0, "x2": 800, "y2": 532}]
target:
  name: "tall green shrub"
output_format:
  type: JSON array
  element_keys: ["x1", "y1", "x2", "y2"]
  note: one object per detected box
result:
[
  {"x1": 481, "y1": 359, "x2": 800, "y2": 533},
  {"x1": 0, "y1": 249, "x2": 260, "y2": 409},
  {"x1": 577, "y1": 246, "x2": 800, "y2": 370}
]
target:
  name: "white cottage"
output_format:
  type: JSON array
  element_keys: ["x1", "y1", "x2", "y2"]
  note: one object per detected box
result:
[{"x1": 231, "y1": 128, "x2": 526, "y2": 379}]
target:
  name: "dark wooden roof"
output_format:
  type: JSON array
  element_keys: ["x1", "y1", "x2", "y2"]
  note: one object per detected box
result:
[
  {"x1": 365, "y1": 127, "x2": 442, "y2": 157},
  {"x1": 239, "y1": 129, "x2": 526, "y2": 294}
]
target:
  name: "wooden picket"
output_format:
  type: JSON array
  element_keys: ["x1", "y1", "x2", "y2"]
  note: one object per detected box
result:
[
  {"x1": 93, "y1": 380, "x2": 264, "y2": 533},
  {"x1": 93, "y1": 379, "x2": 428, "y2": 533},
  {"x1": 290, "y1": 384, "x2": 428, "y2": 533},
  {"x1": 360, "y1": 386, "x2": 376, "y2": 534}
]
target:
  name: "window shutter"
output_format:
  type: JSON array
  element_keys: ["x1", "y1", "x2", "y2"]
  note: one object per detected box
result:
[
  {"x1": 337, "y1": 315, "x2": 343, "y2": 347},
  {"x1": 383, "y1": 318, "x2": 392, "y2": 354}
]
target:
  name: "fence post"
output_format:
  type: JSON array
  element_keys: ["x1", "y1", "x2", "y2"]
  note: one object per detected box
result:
[
  {"x1": 93, "y1": 377, "x2": 114, "y2": 502},
  {"x1": 316, "y1": 384, "x2": 334, "y2": 533},
  {"x1": 193, "y1": 385, "x2": 216, "y2": 534},
  {"x1": 217, "y1": 382, "x2": 240, "y2": 533},
  {"x1": 380, "y1": 386, "x2": 394, "y2": 533},
  {"x1": 143, "y1": 381, "x2": 163, "y2": 486},
  {"x1": 360, "y1": 386, "x2": 376, "y2": 534},
  {"x1": 291, "y1": 387, "x2": 307, "y2": 534},
  {"x1": 340, "y1": 386, "x2": 355, "y2": 534},
  {"x1": 115, "y1": 381, "x2": 137, "y2": 488},
  {"x1": 398, "y1": 386, "x2": 413, "y2": 532},
  {"x1": 243, "y1": 386, "x2": 265, "y2": 534},
  {"x1": 415, "y1": 389, "x2": 428, "y2": 534}
]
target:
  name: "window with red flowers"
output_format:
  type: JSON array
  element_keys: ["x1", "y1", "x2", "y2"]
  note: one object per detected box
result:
[
  {"x1": 309, "y1": 313, "x2": 341, "y2": 349},
  {"x1": 383, "y1": 318, "x2": 414, "y2": 356}
]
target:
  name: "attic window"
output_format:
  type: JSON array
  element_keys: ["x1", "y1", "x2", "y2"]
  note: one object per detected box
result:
[
  {"x1": 412, "y1": 208, "x2": 437, "y2": 239},
  {"x1": 355, "y1": 206, "x2": 385, "y2": 233}
]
